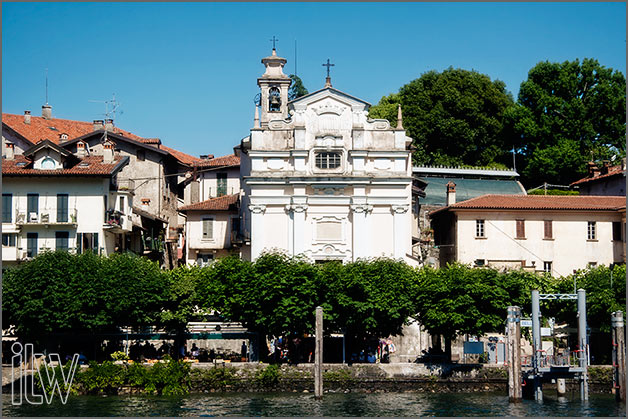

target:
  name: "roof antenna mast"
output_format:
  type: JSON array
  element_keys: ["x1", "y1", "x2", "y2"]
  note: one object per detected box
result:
[{"x1": 45, "y1": 68, "x2": 49, "y2": 105}]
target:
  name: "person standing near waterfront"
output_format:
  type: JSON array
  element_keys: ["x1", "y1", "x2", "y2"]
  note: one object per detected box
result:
[{"x1": 241, "y1": 341, "x2": 248, "y2": 362}]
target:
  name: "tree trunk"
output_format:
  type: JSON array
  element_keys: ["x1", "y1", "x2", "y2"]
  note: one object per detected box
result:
[
  {"x1": 445, "y1": 336, "x2": 452, "y2": 362},
  {"x1": 432, "y1": 333, "x2": 442, "y2": 353}
]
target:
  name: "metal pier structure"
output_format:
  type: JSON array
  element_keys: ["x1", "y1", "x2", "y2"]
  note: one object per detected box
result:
[{"x1": 526, "y1": 289, "x2": 588, "y2": 401}]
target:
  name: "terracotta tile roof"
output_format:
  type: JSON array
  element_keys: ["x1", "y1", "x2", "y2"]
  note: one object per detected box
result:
[
  {"x1": 570, "y1": 165, "x2": 625, "y2": 186},
  {"x1": 2, "y1": 155, "x2": 128, "y2": 176},
  {"x1": 193, "y1": 154, "x2": 239, "y2": 168},
  {"x1": 3, "y1": 112, "x2": 199, "y2": 166},
  {"x1": 179, "y1": 194, "x2": 239, "y2": 211},
  {"x1": 430, "y1": 194, "x2": 626, "y2": 217},
  {"x1": 160, "y1": 144, "x2": 201, "y2": 165},
  {"x1": 2, "y1": 113, "x2": 142, "y2": 144}
]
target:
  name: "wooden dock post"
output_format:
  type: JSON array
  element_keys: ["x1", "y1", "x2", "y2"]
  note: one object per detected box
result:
[
  {"x1": 612, "y1": 311, "x2": 626, "y2": 402},
  {"x1": 507, "y1": 306, "x2": 522, "y2": 402},
  {"x1": 314, "y1": 306, "x2": 323, "y2": 399}
]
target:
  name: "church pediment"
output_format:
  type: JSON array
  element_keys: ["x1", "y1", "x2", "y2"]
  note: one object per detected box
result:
[{"x1": 289, "y1": 87, "x2": 370, "y2": 112}]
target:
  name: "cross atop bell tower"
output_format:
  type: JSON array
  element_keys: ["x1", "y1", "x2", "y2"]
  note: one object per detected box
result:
[{"x1": 257, "y1": 45, "x2": 292, "y2": 128}]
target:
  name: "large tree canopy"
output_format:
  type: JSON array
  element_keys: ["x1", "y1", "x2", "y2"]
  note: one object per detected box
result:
[
  {"x1": 369, "y1": 68, "x2": 515, "y2": 167},
  {"x1": 507, "y1": 58, "x2": 626, "y2": 186},
  {"x1": 2, "y1": 251, "x2": 169, "y2": 345}
]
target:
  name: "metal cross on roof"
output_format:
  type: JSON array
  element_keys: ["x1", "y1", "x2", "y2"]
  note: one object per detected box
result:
[
  {"x1": 270, "y1": 36, "x2": 278, "y2": 49},
  {"x1": 322, "y1": 58, "x2": 335, "y2": 78}
]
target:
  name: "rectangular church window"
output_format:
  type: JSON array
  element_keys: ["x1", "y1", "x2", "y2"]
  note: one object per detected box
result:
[{"x1": 315, "y1": 152, "x2": 341, "y2": 169}]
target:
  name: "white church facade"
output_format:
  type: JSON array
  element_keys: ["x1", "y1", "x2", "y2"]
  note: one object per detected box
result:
[{"x1": 240, "y1": 49, "x2": 418, "y2": 265}]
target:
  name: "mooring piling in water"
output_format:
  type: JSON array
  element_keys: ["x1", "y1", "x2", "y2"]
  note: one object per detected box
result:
[
  {"x1": 507, "y1": 305, "x2": 522, "y2": 402},
  {"x1": 314, "y1": 306, "x2": 323, "y2": 399},
  {"x1": 531, "y1": 290, "x2": 543, "y2": 401},
  {"x1": 577, "y1": 288, "x2": 588, "y2": 401},
  {"x1": 612, "y1": 310, "x2": 626, "y2": 402}
]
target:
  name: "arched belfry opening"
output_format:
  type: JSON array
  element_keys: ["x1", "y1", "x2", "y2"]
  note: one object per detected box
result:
[{"x1": 269, "y1": 87, "x2": 281, "y2": 112}]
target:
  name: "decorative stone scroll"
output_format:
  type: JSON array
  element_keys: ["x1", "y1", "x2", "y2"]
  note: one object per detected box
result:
[
  {"x1": 390, "y1": 204, "x2": 409, "y2": 214},
  {"x1": 249, "y1": 204, "x2": 267, "y2": 214},
  {"x1": 285, "y1": 204, "x2": 308, "y2": 213},
  {"x1": 350, "y1": 204, "x2": 373, "y2": 214}
]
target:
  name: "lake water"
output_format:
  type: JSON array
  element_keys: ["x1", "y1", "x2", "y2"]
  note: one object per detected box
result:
[{"x1": 3, "y1": 392, "x2": 625, "y2": 417}]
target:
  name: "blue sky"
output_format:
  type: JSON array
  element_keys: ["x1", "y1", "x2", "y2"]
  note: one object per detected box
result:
[{"x1": 2, "y1": 2, "x2": 625, "y2": 158}]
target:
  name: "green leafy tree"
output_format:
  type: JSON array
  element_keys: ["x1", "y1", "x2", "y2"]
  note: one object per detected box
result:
[
  {"x1": 369, "y1": 68, "x2": 515, "y2": 167},
  {"x1": 414, "y1": 264, "x2": 549, "y2": 359},
  {"x1": 199, "y1": 253, "x2": 318, "y2": 339},
  {"x1": 507, "y1": 58, "x2": 626, "y2": 186},
  {"x1": 554, "y1": 265, "x2": 626, "y2": 333},
  {"x1": 160, "y1": 265, "x2": 207, "y2": 333},
  {"x1": 2, "y1": 251, "x2": 169, "y2": 347},
  {"x1": 289, "y1": 74, "x2": 309, "y2": 101},
  {"x1": 320, "y1": 258, "x2": 418, "y2": 339}
]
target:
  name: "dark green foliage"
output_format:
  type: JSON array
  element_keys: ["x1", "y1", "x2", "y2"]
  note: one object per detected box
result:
[
  {"x1": 203, "y1": 253, "x2": 319, "y2": 339},
  {"x1": 289, "y1": 74, "x2": 309, "y2": 101},
  {"x1": 2, "y1": 251, "x2": 169, "y2": 344},
  {"x1": 160, "y1": 265, "x2": 206, "y2": 333},
  {"x1": 414, "y1": 264, "x2": 551, "y2": 354},
  {"x1": 35, "y1": 362, "x2": 80, "y2": 396},
  {"x1": 369, "y1": 68, "x2": 515, "y2": 168},
  {"x1": 507, "y1": 58, "x2": 626, "y2": 186},
  {"x1": 553, "y1": 265, "x2": 626, "y2": 333},
  {"x1": 79, "y1": 361, "x2": 126, "y2": 394},
  {"x1": 77, "y1": 357, "x2": 191, "y2": 395},
  {"x1": 255, "y1": 364, "x2": 281, "y2": 387},
  {"x1": 320, "y1": 258, "x2": 418, "y2": 339}
]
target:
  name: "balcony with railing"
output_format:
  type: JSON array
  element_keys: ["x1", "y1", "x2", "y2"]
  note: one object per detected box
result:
[
  {"x1": 104, "y1": 209, "x2": 132, "y2": 232},
  {"x1": 15, "y1": 208, "x2": 78, "y2": 226},
  {"x1": 110, "y1": 178, "x2": 135, "y2": 193}
]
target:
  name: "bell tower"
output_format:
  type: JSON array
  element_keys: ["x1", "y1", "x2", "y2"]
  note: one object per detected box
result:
[{"x1": 257, "y1": 48, "x2": 292, "y2": 127}]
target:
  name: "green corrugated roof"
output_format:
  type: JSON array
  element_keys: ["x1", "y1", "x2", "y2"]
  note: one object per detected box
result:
[{"x1": 421, "y1": 177, "x2": 525, "y2": 206}]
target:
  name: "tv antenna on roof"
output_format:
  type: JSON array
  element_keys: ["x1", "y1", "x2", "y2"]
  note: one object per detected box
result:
[
  {"x1": 89, "y1": 93, "x2": 124, "y2": 122},
  {"x1": 45, "y1": 68, "x2": 49, "y2": 105}
]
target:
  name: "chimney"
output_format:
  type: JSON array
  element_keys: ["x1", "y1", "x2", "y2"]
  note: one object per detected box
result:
[
  {"x1": 446, "y1": 181, "x2": 456, "y2": 206},
  {"x1": 103, "y1": 141, "x2": 115, "y2": 163},
  {"x1": 396, "y1": 104, "x2": 403, "y2": 130},
  {"x1": 104, "y1": 119, "x2": 114, "y2": 132},
  {"x1": 24, "y1": 110, "x2": 31, "y2": 124},
  {"x1": 93, "y1": 120, "x2": 104, "y2": 131},
  {"x1": 622, "y1": 158, "x2": 626, "y2": 171},
  {"x1": 76, "y1": 140, "x2": 87, "y2": 158},
  {"x1": 600, "y1": 160, "x2": 610, "y2": 175},
  {"x1": 42, "y1": 104, "x2": 52, "y2": 120},
  {"x1": 5, "y1": 142, "x2": 15, "y2": 160},
  {"x1": 587, "y1": 161, "x2": 599, "y2": 177}
]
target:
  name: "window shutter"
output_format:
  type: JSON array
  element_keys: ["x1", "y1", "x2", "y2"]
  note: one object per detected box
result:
[
  {"x1": 203, "y1": 219, "x2": 213, "y2": 239},
  {"x1": 2, "y1": 194, "x2": 12, "y2": 223},
  {"x1": 27, "y1": 194, "x2": 39, "y2": 216},
  {"x1": 57, "y1": 194, "x2": 68, "y2": 222},
  {"x1": 516, "y1": 220, "x2": 525, "y2": 238},
  {"x1": 544, "y1": 220, "x2": 552, "y2": 239}
]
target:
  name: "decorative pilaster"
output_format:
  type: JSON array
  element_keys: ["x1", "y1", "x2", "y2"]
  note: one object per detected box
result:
[
  {"x1": 351, "y1": 203, "x2": 372, "y2": 260},
  {"x1": 249, "y1": 204, "x2": 266, "y2": 259},
  {"x1": 391, "y1": 204, "x2": 409, "y2": 259},
  {"x1": 285, "y1": 203, "x2": 308, "y2": 256}
]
